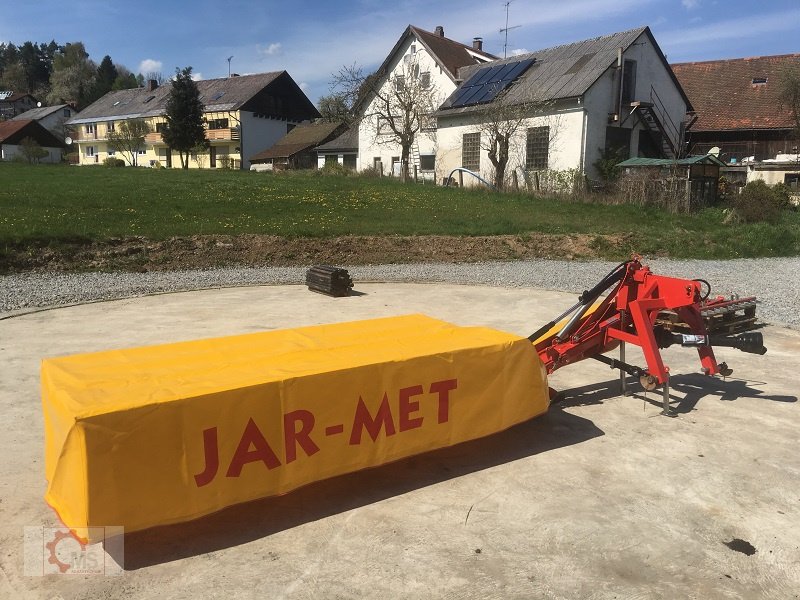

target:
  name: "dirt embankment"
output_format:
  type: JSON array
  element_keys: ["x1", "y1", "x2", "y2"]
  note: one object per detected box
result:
[{"x1": 1, "y1": 233, "x2": 633, "y2": 273}]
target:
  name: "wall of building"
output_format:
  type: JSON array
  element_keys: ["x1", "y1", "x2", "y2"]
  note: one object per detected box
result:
[
  {"x1": 240, "y1": 112, "x2": 300, "y2": 169},
  {"x1": 435, "y1": 103, "x2": 586, "y2": 187},
  {"x1": 1, "y1": 144, "x2": 62, "y2": 163},
  {"x1": 583, "y1": 32, "x2": 688, "y2": 176},
  {"x1": 73, "y1": 109, "x2": 296, "y2": 169},
  {"x1": 358, "y1": 34, "x2": 456, "y2": 176}
]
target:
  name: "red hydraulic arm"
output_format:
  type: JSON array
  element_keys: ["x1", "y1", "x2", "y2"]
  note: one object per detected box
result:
[{"x1": 529, "y1": 258, "x2": 766, "y2": 405}]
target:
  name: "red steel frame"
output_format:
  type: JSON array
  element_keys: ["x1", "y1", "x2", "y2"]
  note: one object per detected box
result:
[{"x1": 534, "y1": 260, "x2": 721, "y2": 384}]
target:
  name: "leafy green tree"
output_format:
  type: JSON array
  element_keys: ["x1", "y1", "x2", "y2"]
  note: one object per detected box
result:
[
  {"x1": 46, "y1": 42, "x2": 97, "y2": 108},
  {"x1": 87, "y1": 55, "x2": 118, "y2": 102},
  {"x1": 108, "y1": 119, "x2": 151, "y2": 166},
  {"x1": 19, "y1": 137, "x2": 49, "y2": 163},
  {"x1": 162, "y1": 67, "x2": 206, "y2": 169},
  {"x1": 112, "y1": 65, "x2": 139, "y2": 90},
  {"x1": 317, "y1": 93, "x2": 352, "y2": 124}
]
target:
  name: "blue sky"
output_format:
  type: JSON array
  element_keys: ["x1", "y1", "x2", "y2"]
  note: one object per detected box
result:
[{"x1": 1, "y1": 0, "x2": 797, "y2": 104}]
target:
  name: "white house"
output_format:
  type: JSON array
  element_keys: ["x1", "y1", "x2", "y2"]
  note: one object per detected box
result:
[
  {"x1": 11, "y1": 104, "x2": 76, "y2": 140},
  {"x1": 0, "y1": 119, "x2": 64, "y2": 163},
  {"x1": 434, "y1": 26, "x2": 692, "y2": 187},
  {"x1": 356, "y1": 25, "x2": 495, "y2": 179}
]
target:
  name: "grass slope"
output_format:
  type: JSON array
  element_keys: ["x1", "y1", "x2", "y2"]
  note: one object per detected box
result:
[{"x1": 1, "y1": 163, "x2": 798, "y2": 260}]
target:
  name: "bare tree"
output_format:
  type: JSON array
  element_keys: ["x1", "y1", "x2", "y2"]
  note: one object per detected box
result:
[
  {"x1": 475, "y1": 98, "x2": 555, "y2": 190},
  {"x1": 332, "y1": 58, "x2": 438, "y2": 182},
  {"x1": 108, "y1": 119, "x2": 150, "y2": 166}
]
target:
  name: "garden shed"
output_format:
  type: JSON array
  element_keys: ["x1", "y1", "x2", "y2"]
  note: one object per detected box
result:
[{"x1": 616, "y1": 154, "x2": 725, "y2": 211}]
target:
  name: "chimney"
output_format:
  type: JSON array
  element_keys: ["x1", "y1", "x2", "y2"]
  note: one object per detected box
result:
[
  {"x1": 472, "y1": 37, "x2": 483, "y2": 52},
  {"x1": 146, "y1": 79, "x2": 158, "y2": 92},
  {"x1": 434, "y1": 25, "x2": 444, "y2": 37}
]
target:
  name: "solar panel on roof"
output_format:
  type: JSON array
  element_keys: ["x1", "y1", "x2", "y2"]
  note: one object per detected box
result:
[{"x1": 446, "y1": 57, "x2": 535, "y2": 109}]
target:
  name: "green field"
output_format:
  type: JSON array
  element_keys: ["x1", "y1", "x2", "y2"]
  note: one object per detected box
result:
[{"x1": 1, "y1": 163, "x2": 798, "y2": 259}]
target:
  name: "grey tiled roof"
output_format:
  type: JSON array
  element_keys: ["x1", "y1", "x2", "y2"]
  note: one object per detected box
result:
[
  {"x1": 11, "y1": 104, "x2": 72, "y2": 121},
  {"x1": 315, "y1": 127, "x2": 358, "y2": 152},
  {"x1": 438, "y1": 27, "x2": 668, "y2": 115},
  {"x1": 67, "y1": 72, "x2": 284, "y2": 124}
]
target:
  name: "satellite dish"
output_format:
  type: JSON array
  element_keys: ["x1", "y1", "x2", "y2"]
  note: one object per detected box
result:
[
  {"x1": 37, "y1": 101, "x2": 42, "y2": 107},
  {"x1": 64, "y1": 137, "x2": 73, "y2": 145},
  {"x1": 709, "y1": 146, "x2": 721, "y2": 157}
]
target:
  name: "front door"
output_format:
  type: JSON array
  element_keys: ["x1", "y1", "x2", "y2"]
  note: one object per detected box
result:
[{"x1": 210, "y1": 146, "x2": 217, "y2": 168}]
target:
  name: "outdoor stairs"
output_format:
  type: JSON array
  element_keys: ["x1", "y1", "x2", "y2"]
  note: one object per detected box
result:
[{"x1": 632, "y1": 101, "x2": 678, "y2": 159}]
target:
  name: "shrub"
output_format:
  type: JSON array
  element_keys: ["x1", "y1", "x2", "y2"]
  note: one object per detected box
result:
[
  {"x1": 103, "y1": 157, "x2": 126, "y2": 167},
  {"x1": 320, "y1": 161, "x2": 351, "y2": 177},
  {"x1": 732, "y1": 180, "x2": 787, "y2": 223},
  {"x1": 359, "y1": 165, "x2": 382, "y2": 178}
]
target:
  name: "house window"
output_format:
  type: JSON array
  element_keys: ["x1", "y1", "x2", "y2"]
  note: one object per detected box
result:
[
  {"x1": 420, "y1": 155, "x2": 435, "y2": 171},
  {"x1": 462, "y1": 132, "x2": 481, "y2": 171},
  {"x1": 207, "y1": 118, "x2": 229, "y2": 129},
  {"x1": 108, "y1": 121, "x2": 115, "y2": 132},
  {"x1": 63, "y1": 108, "x2": 71, "y2": 117},
  {"x1": 138, "y1": 149, "x2": 147, "y2": 155},
  {"x1": 752, "y1": 77, "x2": 767, "y2": 86},
  {"x1": 343, "y1": 154, "x2": 357, "y2": 170},
  {"x1": 420, "y1": 71, "x2": 431, "y2": 89},
  {"x1": 325, "y1": 154, "x2": 338, "y2": 165},
  {"x1": 85, "y1": 124, "x2": 95, "y2": 135},
  {"x1": 621, "y1": 59, "x2": 637, "y2": 105},
  {"x1": 108, "y1": 149, "x2": 115, "y2": 156},
  {"x1": 377, "y1": 116, "x2": 394, "y2": 134},
  {"x1": 86, "y1": 146, "x2": 95, "y2": 157},
  {"x1": 526, "y1": 126, "x2": 549, "y2": 170},
  {"x1": 420, "y1": 114, "x2": 437, "y2": 131},
  {"x1": 410, "y1": 44, "x2": 416, "y2": 54},
  {"x1": 394, "y1": 76, "x2": 405, "y2": 92}
]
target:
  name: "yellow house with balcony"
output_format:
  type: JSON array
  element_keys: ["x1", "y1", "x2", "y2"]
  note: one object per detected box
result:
[{"x1": 67, "y1": 71, "x2": 319, "y2": 169}]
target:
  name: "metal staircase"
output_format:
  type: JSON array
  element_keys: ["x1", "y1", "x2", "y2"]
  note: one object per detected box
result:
[{"x1": 630, "y1": 85, "x2": 682, "y2": 159}]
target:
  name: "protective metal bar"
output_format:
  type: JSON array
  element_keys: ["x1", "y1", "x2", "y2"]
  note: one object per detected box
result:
[{"x1": 661, "y1": 373, "x2": 674, "y2": 417}]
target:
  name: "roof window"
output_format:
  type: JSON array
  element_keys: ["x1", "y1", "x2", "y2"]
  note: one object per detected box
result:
[
  {"x1": 143, "y1": 95, "x2": 156, "y2": 103},
  {"x1": 752, "y1": 77, "x2": 767, "y2": 85},
  {"x1": 212, "y1": 91, "x2": 225, "y2": 101}
]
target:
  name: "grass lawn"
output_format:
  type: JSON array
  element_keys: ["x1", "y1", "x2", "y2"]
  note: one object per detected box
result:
[{"x1": 1, "y1": 163, "x2": 798, "y2": 259}]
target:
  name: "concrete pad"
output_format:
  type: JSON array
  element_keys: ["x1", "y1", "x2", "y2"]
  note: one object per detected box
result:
[{"x1": 0, "y1": 283, "x2": 798, "y2": 599}]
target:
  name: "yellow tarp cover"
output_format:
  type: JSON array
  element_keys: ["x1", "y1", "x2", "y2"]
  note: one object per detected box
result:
[{"x1": 42, "y1": 314, "x2": 549, "y2": 534}]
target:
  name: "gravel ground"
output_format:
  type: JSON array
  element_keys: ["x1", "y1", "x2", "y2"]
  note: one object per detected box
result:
[{"x1": 1, "y1": 257, "x2": 798, "y2": 329}]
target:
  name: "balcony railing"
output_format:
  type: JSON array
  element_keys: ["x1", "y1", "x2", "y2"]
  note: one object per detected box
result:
[
  {"x1": 206, "y1": 127, "x2": 240, "y2": 141},
  {"x1": 143, "y1": 128, "x2": 240, "y2": 146},
  {"x1": 145, "y1": 132, "x2": 165, "y2": 145}
]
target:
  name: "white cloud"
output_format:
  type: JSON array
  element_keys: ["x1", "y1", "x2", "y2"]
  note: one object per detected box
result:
[
  {"x1": 682, "y1": 0, "x2": 700, "y2": 9},
  {"x1": 191, "y1": 72, "x2": 203, "y2": 81},
  {"x1": 511, "y1": 48, "x2": 530, "y2": 56},
  {"x1": 138, "y1": 58, "x2": 163, "y2": 75},
  {"x1": 298, "y1": 82, "x2": 310, "y2": 93},
  {"x1": 259, "y1": 42, "x2": 282, "y2": 56}
]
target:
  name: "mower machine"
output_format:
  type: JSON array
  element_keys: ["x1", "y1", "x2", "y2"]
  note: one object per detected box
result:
[{"x1": 41, "y1": 257, "x2": 766, "y2": 536}]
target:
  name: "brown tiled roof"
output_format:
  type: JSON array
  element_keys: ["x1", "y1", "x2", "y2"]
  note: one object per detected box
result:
[
  {"x1": 250, "y1": 121, "x2": 345, "y2": 161},
  {"x1": 410, "y1": 26, "x2": 497, "y2": 79},
  {"x1": 672, "y1": 54, "x2": 800, "y2": 131},
  {"x1": 0, "y1": 119, "x2": 31, "y2": 141},
  {"x1": 0, "y1": 119, "x2": 64, "y2": 147}
]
